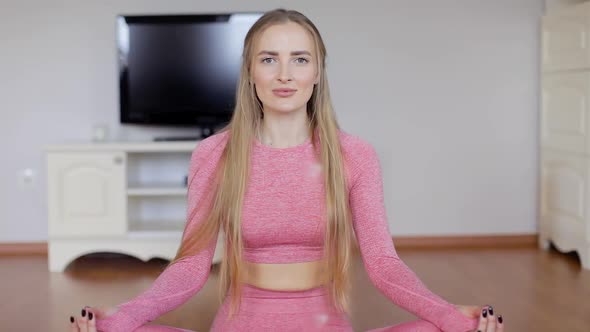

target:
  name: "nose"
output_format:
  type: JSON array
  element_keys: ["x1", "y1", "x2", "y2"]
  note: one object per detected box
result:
[{"x1": 277, "y1": 62, "x2": 292, "y2": 83}]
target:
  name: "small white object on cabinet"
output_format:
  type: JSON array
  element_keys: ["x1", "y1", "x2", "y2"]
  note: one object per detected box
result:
[
  {"x1": 540, "y1": 2, "x2": 590, "y2": 269},
  {"x1": 45, "y1": 141, "x2": 224, "y2": 272}
]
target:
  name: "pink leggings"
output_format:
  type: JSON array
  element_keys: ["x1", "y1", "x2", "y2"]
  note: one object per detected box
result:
[
  {"x1": 209, "y1": 283, "x2": 442, "y2": 331},
  {"x1": 133, "y1": 284, "x2": 442, "y2": 331}
]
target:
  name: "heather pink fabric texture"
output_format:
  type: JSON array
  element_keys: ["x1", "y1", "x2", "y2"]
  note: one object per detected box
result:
[
  {"x1": 209, "y1": 283, "x2": 447, "y2": 332},
  {"x1": 96, "y1": 130, "x2": 478, "y2": 332}
]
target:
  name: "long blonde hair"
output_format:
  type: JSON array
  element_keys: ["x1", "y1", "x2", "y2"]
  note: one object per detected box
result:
[{"x1": 167, "y1": 8, "x2": 357, "y2": 320}]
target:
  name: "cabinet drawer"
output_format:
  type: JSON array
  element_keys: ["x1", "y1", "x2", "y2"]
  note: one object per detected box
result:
[
  {"x1": 542, "y1": 15, "x2": 590, "y2": 72},
  {"x1": 542, "y1": 71, "x2": 590, "y2": 155}
]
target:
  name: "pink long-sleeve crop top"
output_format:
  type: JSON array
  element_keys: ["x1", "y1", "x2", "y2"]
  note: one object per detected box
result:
[{"x1": 96, "y1": 129, "x2": 478, "y2": 332}]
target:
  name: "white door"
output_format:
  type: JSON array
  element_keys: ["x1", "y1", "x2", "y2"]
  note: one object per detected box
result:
[
  {"x1": 542, "y1": 15, "x2": 590, "y2": 72},
  {"x1": 48, "y1": 152, "x2": 127, "y2": 237}
]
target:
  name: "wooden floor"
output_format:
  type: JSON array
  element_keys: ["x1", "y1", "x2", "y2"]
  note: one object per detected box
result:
[{"x1": 1, "y1": 244, "x2": 589, "y2": 332}]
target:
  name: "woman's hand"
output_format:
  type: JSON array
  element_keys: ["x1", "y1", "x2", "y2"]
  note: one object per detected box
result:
[
  {"x1": 68, "y1": 305, "x2": 119, "y2": 331},
  {"x1": 455, "y1": 304, "x2": 504, "y2": 332}
]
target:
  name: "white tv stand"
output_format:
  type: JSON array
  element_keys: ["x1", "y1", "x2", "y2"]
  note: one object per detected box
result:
[{"x1": 45, "y1": 141, "x2": 224, "y2": 272}]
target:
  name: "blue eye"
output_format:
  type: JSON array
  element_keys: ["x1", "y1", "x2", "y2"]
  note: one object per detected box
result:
[{"x1": 260, "y1": 57, "x2": 309, "y2": 64}]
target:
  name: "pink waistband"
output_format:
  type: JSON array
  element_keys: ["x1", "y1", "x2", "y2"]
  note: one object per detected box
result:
[{"x1": 224, "y1": 283, "x2": 333, "y2": 314}]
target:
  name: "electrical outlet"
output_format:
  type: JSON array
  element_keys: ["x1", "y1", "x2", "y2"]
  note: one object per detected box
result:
[{"x1": 18, "y1": 168, "x2": 36, "y2": 187}]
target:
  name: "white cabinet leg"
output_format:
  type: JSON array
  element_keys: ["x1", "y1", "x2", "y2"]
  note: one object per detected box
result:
[{"x1": 538, "y1": 234, "x2": 551, "y2": 250}]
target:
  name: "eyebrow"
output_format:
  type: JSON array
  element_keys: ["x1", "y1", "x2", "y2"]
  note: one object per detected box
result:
[{"x1": 257, "y1": 50, "x2": 312, "y2": 56}]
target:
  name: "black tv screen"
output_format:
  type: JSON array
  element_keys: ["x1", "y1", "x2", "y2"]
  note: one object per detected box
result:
[{"x1": 117, "y1": 13, "x2": 263, "y2": 127}]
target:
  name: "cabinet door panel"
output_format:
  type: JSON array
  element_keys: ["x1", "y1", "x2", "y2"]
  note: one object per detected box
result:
[
  {"x1": 48, "y1": 152, "x2": 126, "y2": 237},
  {"x1": 542, "y1": 72, "x2": 590, "y2": 154},
  {"x1": 540, "y1": 150, "x2": 589, "y2": 246},
  {"x1": 542, "y1": 16, "x2": 590, "y2": 72}
]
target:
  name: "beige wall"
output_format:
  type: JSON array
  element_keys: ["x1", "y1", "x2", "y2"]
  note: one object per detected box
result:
[{"x1": 0, "y1": 0, "x2": 544, "y2": 241}]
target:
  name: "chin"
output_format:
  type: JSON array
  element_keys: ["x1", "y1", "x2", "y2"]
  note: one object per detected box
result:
[{"x1": 265, "y1": 102, "x2": 305, "y2": 114}]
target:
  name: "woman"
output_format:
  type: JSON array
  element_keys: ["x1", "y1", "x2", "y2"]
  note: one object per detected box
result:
[{"x1": 69, "y1": 9, "x2": 504, "y2": 332}]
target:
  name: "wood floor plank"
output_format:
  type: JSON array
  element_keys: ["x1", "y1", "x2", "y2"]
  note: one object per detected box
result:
[{"x1": 1, "y1": 245, "x2": 588, "y2": 331}]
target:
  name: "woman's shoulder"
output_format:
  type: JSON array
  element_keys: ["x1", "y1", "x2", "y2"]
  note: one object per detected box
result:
[
  {"x1": 336, "y1": 129, "x2": 380, "y2": 186},
  {"x1": 337, "y1": 129, "x2": 377, "y2": 159},
  {"x1": 197, "y1": 129, "x2": 230, "y2": 151},
  {"x1": 189, "y1": 129, "x2": 230, "y2": 169}
]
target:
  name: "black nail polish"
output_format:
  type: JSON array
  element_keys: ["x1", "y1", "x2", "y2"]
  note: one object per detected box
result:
[
  {"x1": 70, "y1": 316, "x2": 74, "y2": 323},
  {"x1": 89, "y1": 312, "x2": 93, "y2": 320},
  {"x1": 482, "y1": 308, "x2": 488, "y2": 318},
  {"x1": 488, "y1": 306, "x2": 494, "y2": 316},
  {"x1": 81, "y1": 309, "x2": 86, "y2": 317},
  {"x1": 498, "y1": 315, "x2": 503, "y2": 324}
]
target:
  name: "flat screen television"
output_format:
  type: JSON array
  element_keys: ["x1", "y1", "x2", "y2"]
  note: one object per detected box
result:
[{"x1": 117, "y1": 13, "x2": 263, "y2": 136}]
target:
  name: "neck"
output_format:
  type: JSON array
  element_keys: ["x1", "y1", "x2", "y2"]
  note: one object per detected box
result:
[{"x1": 258, "y1": 109, "x2": 311, "y2": 148}]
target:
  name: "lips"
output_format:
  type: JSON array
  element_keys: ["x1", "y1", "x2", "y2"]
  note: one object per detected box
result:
[{"x1": 272, "y1": 89, "x2": 297, "y2": 97}]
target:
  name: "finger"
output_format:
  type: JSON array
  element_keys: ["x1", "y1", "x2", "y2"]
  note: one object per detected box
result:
[
  {"x1": 69, "y1": 316, "x2": 78, "y2": 332},
  {"x1": 497, "y1": 314, "x2": 504, "y2": 332},
  {"x1": 476, "y1": 307, "x2": 488, "y2": 332},
  {"x1": 471, "y1": 306, "x2": 482, "y2": 318},
  {"x1": 485, "y1": 306, "x2": 497, "y2": 332},
  {"x1": 87, "y1": 309, "x2": 97, "y2": 332},
  {"x1": 86, "y1": 306, "x2": 108, "y2": 319},
  {"x1": 77, "y1": 308, "x2": 89, "y2": 332}
]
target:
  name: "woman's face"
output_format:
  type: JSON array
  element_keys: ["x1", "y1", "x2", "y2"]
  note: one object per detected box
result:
[{"x1": 251, "y1": 22, "x2": 319, "y2": 116}]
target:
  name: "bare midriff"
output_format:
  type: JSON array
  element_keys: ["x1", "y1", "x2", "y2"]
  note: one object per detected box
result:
[{"x1": 243, "y1": 258, "x2": 328, "y2": 291}]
